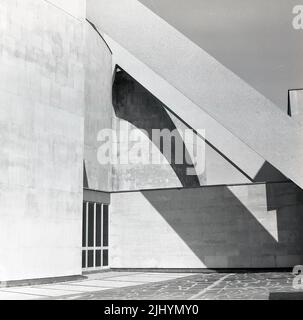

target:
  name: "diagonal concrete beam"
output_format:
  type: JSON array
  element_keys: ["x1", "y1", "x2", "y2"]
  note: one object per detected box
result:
[
  {"x1": 105, "y1": 35, "x2": 265, "y2": 180},
  {"x1": 87, "y1": 0, "x2": 303, "y2": 188}
]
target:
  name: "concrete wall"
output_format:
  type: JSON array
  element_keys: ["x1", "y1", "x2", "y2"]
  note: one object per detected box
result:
[
  {"x1": 110, "y1": 182, "x2": 303, "y2": 268},
  {"x1": 84, "y1": 24, "x2": 113, "y2": 192},
  {"x1": 0, "y1": 0, "x2": 86, "y2": 281}
]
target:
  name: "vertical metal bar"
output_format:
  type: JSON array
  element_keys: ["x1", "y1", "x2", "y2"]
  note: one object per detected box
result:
[
  {"x1": 85, "y1": 202, "x2": 88, "y2": 270},
  {"x1": 93, "y1": 202, "x2": 96, "y2": 269},
  {"x1": 108, "y1": 204, "x2": 110, "y2": 269},
  {"x1": 101, "y1": 203, "x2": 104, "y2": 269}
]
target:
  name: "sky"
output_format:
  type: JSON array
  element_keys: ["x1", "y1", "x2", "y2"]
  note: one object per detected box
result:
[{"x1": 139, "y1": 0, "x2": 303, "y2": 111}]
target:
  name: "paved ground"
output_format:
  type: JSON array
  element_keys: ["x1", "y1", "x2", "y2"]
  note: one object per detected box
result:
[{"x1": 0, "y1": 272, "x2": 301, "y2": 300}]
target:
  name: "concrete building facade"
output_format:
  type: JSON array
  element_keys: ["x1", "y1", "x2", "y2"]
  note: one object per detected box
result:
[{"x1": 0, "y1": 0, "x2": 303, "y2": 283}]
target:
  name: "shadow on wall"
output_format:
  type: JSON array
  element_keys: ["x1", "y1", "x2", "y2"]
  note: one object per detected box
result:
[
  {"x1": 112, "y1": 67, "x2": 201, "y2": 187},
  {"x1": 83, "y1": 160, "x2": 89, "y2": 189},
  {"x1": 140, "y1": 182, "x2": 303, "y2": 268},
  {"x1": 254, "y1": 161, "x2": 287, "y2": 183},
  {"x1": 112, "y1": 67, "x2": 287, "y2": 186}
]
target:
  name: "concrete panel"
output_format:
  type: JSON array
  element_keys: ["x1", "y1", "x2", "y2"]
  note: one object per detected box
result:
[
  {"x1": 289, "y1": 89, "x2": 303, "y2": 125},
  {"x1": 0, "y1": 0, "x2": 85, "y2": 281},
  {"x1": 87, "y1": 0, "x2": 303, "y2": 188},
  {"x1": 84, "y1": 23, "x2": 113, "y2": 192},
  {"x1": 83, "y1": 189, "x2": 110, "y2": 205},
  {"x1": 110, "y1": 182, "x2": 303, "y2": 268}
]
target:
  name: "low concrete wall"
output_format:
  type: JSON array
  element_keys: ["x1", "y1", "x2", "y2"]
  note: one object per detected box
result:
[{"x1": 110, "y1": 182, "x2": 303, "y2": 269}]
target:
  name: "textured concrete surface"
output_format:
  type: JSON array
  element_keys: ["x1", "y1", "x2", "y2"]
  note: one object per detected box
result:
[
  {"x1": 87, "y1": 0, "x2": 303, "y2": 189},
  {"x1": 0, "y1": 0, "x2": 86, "y2": 281},
  {"x1": 84, "y1": 22, "x2": 113, "y2": 192},
  {"x1": 110, "y1": 182, "x2": 303, "y2": 269}
]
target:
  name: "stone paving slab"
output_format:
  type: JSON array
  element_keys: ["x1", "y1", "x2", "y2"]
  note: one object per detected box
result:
[
  {"x1": 69, "y1": 279, "x2": 146, "y2": 288},
  {"x1": 85, "y1": 271, "x2": 143, "y2": 280},
  {"x1": 0, "y1": 287, "x2": 84, "y2": 297},
  {"x1": 0, "y1": 291, "x2": 44, "y2": 300},
  {"x1": 104, "y1": 274, "x2": 189, "y2": 283},
  {"x1": 142, "y1": 272, "x2": 194, "y2": 277},
  {"x1": 39, "y1": 284, "x2": 113, "y2": 293}
]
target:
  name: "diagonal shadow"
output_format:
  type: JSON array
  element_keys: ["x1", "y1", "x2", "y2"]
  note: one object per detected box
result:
[
  {"x1": 83, "y1": 160, "x2": 89, "y2": 189},
  {"x1": 254, "y1": 161, "x2": 288, "y2": 183},
  {"x1": 141, "y1": 182, "x2": 303, "y2": 268}
]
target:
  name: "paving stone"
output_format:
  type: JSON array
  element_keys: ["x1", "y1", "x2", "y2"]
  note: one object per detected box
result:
[
  {"x1": 55, "y1": 272, "x2": 303, "y2": 300},
  {"x1": 1, "y1": 272, "x2": 303, "y2": 300}
]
